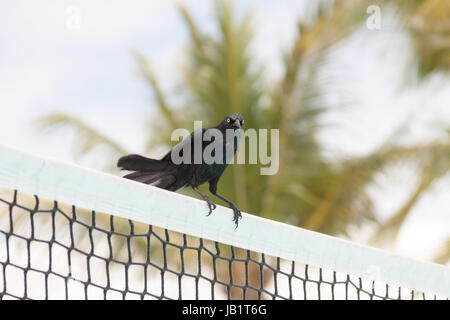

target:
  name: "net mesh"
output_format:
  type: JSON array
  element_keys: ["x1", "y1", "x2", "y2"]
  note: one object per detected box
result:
[{"x1": 0, "y1": 189, "x2": 444, "y2": 300}]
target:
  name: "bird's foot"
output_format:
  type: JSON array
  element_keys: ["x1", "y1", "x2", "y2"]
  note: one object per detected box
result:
[
  {"x1": 205, "y1": 200, "x2": 217, "y2": 216},
  {"x1": 230, "y1": 205, "x2": 242, "y2": 228}
]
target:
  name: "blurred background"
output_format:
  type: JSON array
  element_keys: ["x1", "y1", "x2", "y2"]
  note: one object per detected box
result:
[{"x1": 0, "y1": 0, "x2": 449, "y2": 270}]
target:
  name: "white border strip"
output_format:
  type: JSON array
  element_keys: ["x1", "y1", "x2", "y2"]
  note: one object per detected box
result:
[{"x1": 0, "y1": 144, "x2": 449, "y2": 297}]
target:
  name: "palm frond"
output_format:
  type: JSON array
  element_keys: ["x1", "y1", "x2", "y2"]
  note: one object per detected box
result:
[
  {"x1": 38, "y1": 112, "x2": 128, "y2": 157},
  {"x1": 407, "y1": 0, "x2": 450, "y2": 76},
  {"x1": 301, "y1": 126, "x2": 450, "y2": 233},
  {"x1": 132, "y1": 50, "x2": 180, "y2": 130},
  {"x1": 260, "y1": 0, "x2": 370, "y2": 220},
  {"x1": 369, "y1": 138, "x2": 450, "y2": 245},
  {"x1": 433, "y1": 238, "x2": 450, "y2": 265}
]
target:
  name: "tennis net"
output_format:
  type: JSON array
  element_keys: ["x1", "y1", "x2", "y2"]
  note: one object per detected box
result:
[{"x1": 0, "y1": 145, "x2": 449, "y2": 300}]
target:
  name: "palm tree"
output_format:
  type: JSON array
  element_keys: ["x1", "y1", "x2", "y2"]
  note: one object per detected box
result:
[{"x1": 39, "y1": 0, "x2": 450, "y2": 298}]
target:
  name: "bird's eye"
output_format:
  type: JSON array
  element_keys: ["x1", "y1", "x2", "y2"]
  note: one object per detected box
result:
[
  {"x1": 241, "y1": 119, "x2": 244, "y2": 125},
  {"x1": 226, "y1": 118, "x2": 230, "y2": 123}
]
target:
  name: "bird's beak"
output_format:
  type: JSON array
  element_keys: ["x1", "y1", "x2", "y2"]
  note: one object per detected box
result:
[{"x1": 232, "y1": 121, "x2": 241, "y2": 128}]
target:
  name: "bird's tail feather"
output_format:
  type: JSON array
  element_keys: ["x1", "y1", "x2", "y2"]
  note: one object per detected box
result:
[
  {"x1": 123, "y1": 171, "x2": 176, "y2": 190},
  {"x1": 117, "y1": 154, "x2": 168, "y2": 171},
  {"x1": 123, "y1": 171, "x2": 164, "y2": 183},
  {"x1": 119, "y1": 154, "x2": 177, "y2": 190}
]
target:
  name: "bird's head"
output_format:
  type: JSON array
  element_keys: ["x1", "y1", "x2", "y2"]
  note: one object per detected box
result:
[{"x1": 221, "y1": 114, "x2": 244, "y2": 130}]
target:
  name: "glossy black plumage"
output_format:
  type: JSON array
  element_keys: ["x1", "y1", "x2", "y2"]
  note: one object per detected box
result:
[{"x1": 117, "y1": 114, "x2": 244, "y2": 227}]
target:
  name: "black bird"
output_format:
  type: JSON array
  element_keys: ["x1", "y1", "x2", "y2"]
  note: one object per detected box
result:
[{"x1": 117, "y1": 114, "x2": 244, "y2": 227}]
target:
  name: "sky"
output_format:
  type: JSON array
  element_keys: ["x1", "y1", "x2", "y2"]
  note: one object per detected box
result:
[{"x1": 0, "y1": 0, "x2": 449, "y2": 263}]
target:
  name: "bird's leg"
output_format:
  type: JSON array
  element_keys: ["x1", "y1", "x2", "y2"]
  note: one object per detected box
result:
[
  {"x1": 209, "y1": 178, "x2": 242, "y2": 228},
  {"x1": 192, "y1": 186, "x2": 217, "y2": 216},
  {"x1": 210, "y1": 193, "x2": 242, "y2": 228}
]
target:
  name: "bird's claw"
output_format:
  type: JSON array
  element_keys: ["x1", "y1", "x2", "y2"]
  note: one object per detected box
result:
[
  {"x1": 231, "y1": 207, "x2": 242, "y2": 228},
  {"x1": 203, "y1": 199, "x2": 241, "y2": 228},
  {"x1": 205, "y1": 201, "x2": 217, "y2": 216}
]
